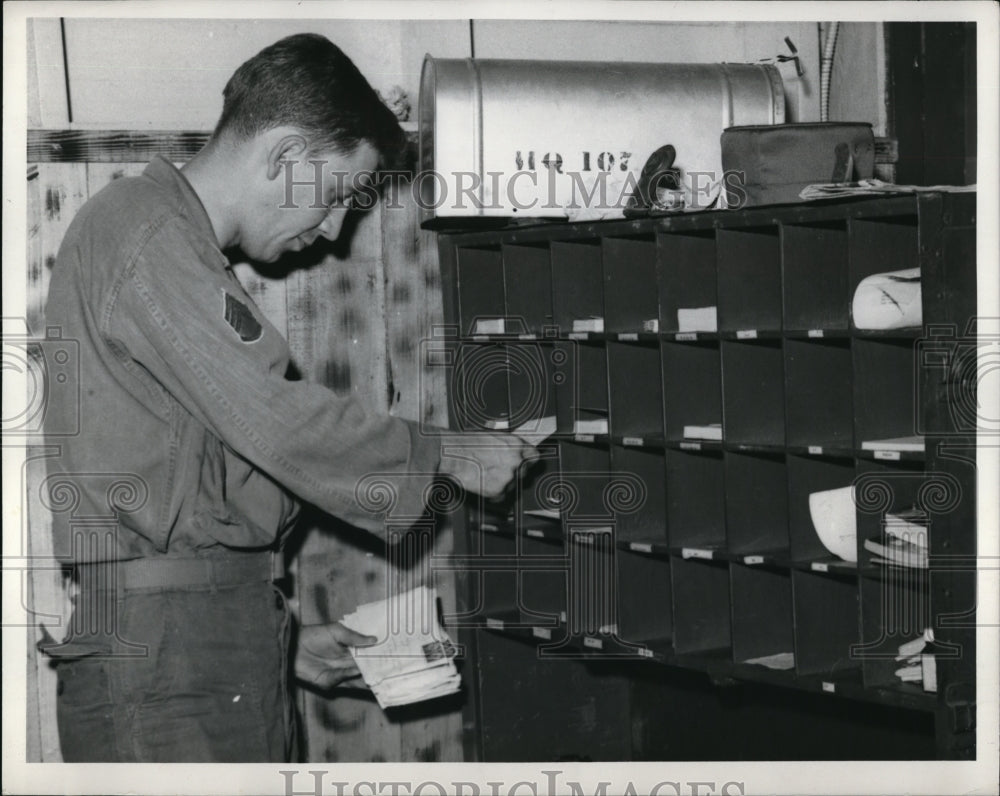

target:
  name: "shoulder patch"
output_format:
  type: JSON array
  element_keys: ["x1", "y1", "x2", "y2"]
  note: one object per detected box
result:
[{"x1": 223, "y1": 291, "x2": 263, "y2": 343}]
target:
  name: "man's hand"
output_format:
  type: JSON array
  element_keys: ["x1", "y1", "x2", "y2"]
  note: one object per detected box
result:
[
  {"x1": 438, "y1": 432, "x2": 541, "y2": 498},
  {"x1": 294, "y1": 622, "x2": 377, "y2": 691}
]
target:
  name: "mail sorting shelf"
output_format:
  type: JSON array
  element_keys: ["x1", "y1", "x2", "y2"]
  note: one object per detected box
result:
[
  {"x1": 436, "y1": 191, "x2": 976, "y2": 760},
  {"x1": 603, "y1": 236, "x2": 660, "y2": 334},
  {"x1": 661, "y1": 340, "x2": 722, "y2": 443},
  {"x1": 782, "y1": 222, "x2": 850, "y2": 333},
  {"x1": 721, "y1": 339, "x2": 786, "y2": 448},
  {"x1": 501, "y1": 243, "x2": 553, "y2": 336},
  {"x1": 716, "y1": 226, "x2": 783, "y2": 334},
  {"x1": 607, "y1": 341, "x2": 664, "y2": 445},
  {"x1": 551, "y1": 239, "x2": 604, "y2": 336},
  {"x1": 784, "y1": 338, "x2": 854, "y2": 452},
  {"x1": 657, "y1": 229, "x2": 717, "y2": 335},
  {"x1": 562, "y1": 340, "x2": 609, "y2": 436}
]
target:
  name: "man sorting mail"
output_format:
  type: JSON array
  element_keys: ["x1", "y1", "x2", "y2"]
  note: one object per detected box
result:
[{"x1": 41, "y1": 33, "x2": 535, "y2": 763}]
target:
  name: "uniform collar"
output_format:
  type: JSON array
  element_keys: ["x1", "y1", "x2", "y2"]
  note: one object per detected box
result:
[{"x1": 143, "y1": 155, "x2": 225, "y2": 257}]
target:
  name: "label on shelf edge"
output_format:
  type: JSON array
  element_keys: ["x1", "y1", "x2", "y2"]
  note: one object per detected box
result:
[
  {"x1": 822, "y1": 681, "x2": 836, "y2": 693},
  {"x1": 737, "y1": 329, "x2": 758, "y2": 340},
  {"x1": 631, "y1": 542, "x2": 654, "y2": 554},
  {"x1": 526, "y1": 529, "x2": 544, "y2": 539},
  {"x1": 471, "y1": 335, "x2": 489, "y2": 342},
  {"x1": 680, "y1": 442, "x2": 702, "y2": 451},
  {"x1": 676, "y1": 332, "x2": 698, "y2": 341},
  {"x1": 812, "y1": 562, "x2": 830, "y2": 573},
  {"x1": 518, "y1": 333, "x2": 537, "y2": 340},
  {"x1": 808, "y1": 446, "x2": 823, "y2": 455},
  {"x1": 619, "y1": 333, "x2": 639, "y2": 342},
  {"x1": 639, "y1": 647, "x2": 654, "y2": 658},
  {"x1": 533, "y1": 627, "x2": 552, "y2": 640},
  {"x1": 744, "y1": 555, "x2": 764, "y2": 565},
  {"x1": 575, "y1": 434, "x2": 595, "y2": 443},
  {"x1": 486, "y1": 618, "x2": 504, "y2": 630},
  {"x1": 568, "y1": 332, "x2": 588, "y2": 340},
  {"x1": 584, "y1": 637, "x2": 603, "y2": 649},
  {"x1": 623, "y1": 436, "x2": 644, "y2": 446},
  {"x1": 874, "y1": 450, "x2": 902, "y2": 461},
  {"x1": 808, "y1": 329, "x2": 824, "y2": 338},
  {"x1": 682, "y1": 547, "x2": 714, "y2": 560}
]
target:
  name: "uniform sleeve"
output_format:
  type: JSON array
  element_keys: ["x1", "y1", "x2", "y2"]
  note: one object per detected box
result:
[{"x1": 108, "y1": 215, "x2": 443, "y2": 535}]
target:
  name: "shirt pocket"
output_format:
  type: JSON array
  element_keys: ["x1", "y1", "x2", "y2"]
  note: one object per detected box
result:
[
  {"x1": 190, "y1": 432, "x2": 241, "y2": 537},
  {"x1": 190, "y1": 433, "x2": 279, "y2": 548}
]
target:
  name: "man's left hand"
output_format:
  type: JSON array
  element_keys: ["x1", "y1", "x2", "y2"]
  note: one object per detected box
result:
[{"x1": 294, "y1": 622, "x2": 377, "y2": 690}]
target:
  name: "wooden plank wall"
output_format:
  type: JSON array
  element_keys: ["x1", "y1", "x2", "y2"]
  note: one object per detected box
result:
[{"x1": 25, "y1": 161, "x2": 461, "y2": 763}]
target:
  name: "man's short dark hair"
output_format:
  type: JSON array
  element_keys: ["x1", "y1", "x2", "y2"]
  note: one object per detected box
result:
[{"x1": 214, "y1": 33, "x2": 405, "y2": 165}]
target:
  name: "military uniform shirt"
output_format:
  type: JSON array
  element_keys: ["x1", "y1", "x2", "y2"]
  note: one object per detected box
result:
[{"x1": 44, "y1": 156, "x2": 442, "y2": 561}]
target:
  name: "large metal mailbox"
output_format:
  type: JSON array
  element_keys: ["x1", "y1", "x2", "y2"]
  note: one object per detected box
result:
[{"x1": 418, "y1": 56, "x2": 785, "y2": 221}]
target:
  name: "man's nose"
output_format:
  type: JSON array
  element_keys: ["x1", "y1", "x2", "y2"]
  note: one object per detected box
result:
[{"x1": 317, "y1": 207, "x2": 349, "y2": 241}]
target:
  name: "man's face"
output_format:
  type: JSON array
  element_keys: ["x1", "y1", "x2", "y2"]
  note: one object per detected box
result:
[{"x1": 242, "y1": 139, "x2": 379, "y2": 264}]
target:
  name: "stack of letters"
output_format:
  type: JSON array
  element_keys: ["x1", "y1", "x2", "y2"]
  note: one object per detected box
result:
[
  {"x1": 863, "y1": 510, "x2": 929, "y2": 569},
  {"x1": 341, "y1": 586, "x2": 462, "y2": 709}
]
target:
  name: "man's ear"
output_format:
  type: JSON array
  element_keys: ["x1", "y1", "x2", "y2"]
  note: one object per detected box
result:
[{"x1": 265, "y1": 131, "x2": 310, "y2": 181}]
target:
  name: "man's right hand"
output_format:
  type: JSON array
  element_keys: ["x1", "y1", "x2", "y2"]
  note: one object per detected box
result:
[{"x1": 437, "y1": 432, "x2": 540, "y2": 498}]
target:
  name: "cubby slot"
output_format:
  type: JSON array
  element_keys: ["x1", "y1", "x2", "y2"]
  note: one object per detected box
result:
[
  {"x1": 609, "y1": 445, "x2": 667, "y2": 544},
  {"x1": 468, "y1": 498, "x2": 513, "y2": 536},
  {"x1": 565, "y1": 528, "x2": 619, "y2": 636},
  {"x1": 854, "y1": 459, "x2": 929, "y2": 568},
  {"x1": 448, "y1": 342, "x2": 511, "y2": 430},
  {"x1": 848, "y1": 216, "x2": 920, "y2": 303},
  {"x1": 557, "y1": 441, "x2": 613, "y2": 522},
  {"x1": 671, "y1": 556, "x2": 732, "y2": 654},
  {"x1": 781, "y1": 223, "x2": 849, "y2": 332},
  {"x1": 506, "y1": 341, "x2": 569, "y2": 431},
  {"x1": 717, "y1": 227, "x2": 782, "y2": 333},
  {"x1": 791, "y1": 570, "x2": 861, "y2": 676},
  {"x1": 480, "y1": 531, "x2": 521, "y2": 619},
  {"x1": 552, "y1": 341, "x2": 579, "y2": 435},
  {"x1": 730, "y1": 564, "x2": 794, "y2": 664},
  {"x1": 858, "y1": 570, "x2": 930, "y2": 689},
  {"x1": 603, "y1": 237, "x2": 659, "y2": 333},
  {"x1": 457, "y1": 246, "x2": 506, "y2": 335},
  {"x1": 516, "y1": 444, "x2": 563, "y2": 533},
  {"x1": 657, "y1": 231, "x2": 718, "y2": 334},
  {"x1": 551, "y1": 240, "x2": 605, "y2": 335},
  {"x1": 502, "y1": 243, "x2": 553, "y2": 335},
  {"x1": 560, "y1": 342, "x2": 609, "y2": 433},
  {"x1": 617, "y1": 551, "x2": 673, "y2": 645},
  {"x1": 665, "y1": 448, "x2": 725, "y2": 550},
  {"x1": 787, "y1": 455, "x2": 857, "y2": 563},
  {"x1": 721, "y1": 340, "x2": 786, "y2": 446},
  {"x1": 661, "y1": 341, "x2": 722, "y2": 442},
  {"x1": 519, "y1": 534, "x2": 568, "y2": 627},
  {"x1": 724, "y1": 452, "x2": 789, "y2": 555},
  {"x1": 608, "y1": 342, "x2": 664, "y2": 440},
  {"x1": 785, "y1": 339, "x2": 854, "y2": 449},
  {"x1": 852, "y1": 338, "x2": 919, "y2": 447}
]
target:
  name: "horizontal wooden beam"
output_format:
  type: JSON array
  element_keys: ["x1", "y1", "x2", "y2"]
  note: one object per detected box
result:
[
  {"x1": 28, "y1": 129, "x2": 211, "y2": 163},
  {"x1": 28, "y1": 128, "x2": 420, "y2": 164}
]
